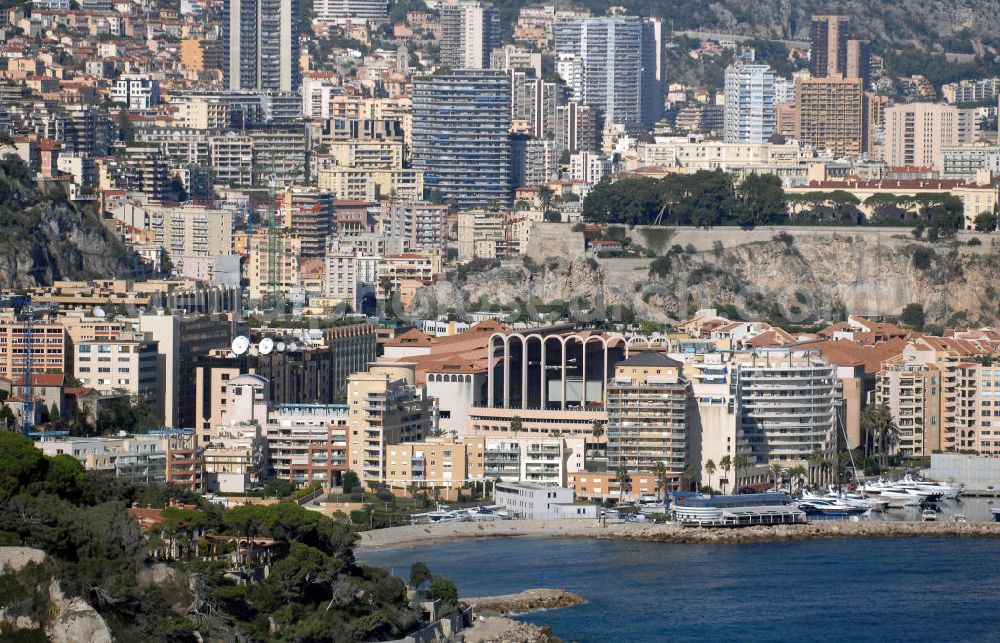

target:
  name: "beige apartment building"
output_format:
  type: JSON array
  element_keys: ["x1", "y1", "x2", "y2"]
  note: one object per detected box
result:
[
  {"x1": 606, "y1": 351, "x2": 691, "y2": 479},
  {"x1": 876, "y1": 358, "x2": 941, "y2": 457},
  {"x1": 880, "y1": 338, "x2": 998, "y2": 455},
  {"x1": 377, "y1": 253, "x2": 441, "y2": 307},
  {"x1": 346, "y1": 363, "x2": 435, "y2": 489},
  {"x1": 316, "y1": 166, "x2": 424, "y2": 202},
  {"x1": 73, "y1": 332, "x2": 159, "y2": 413},
  {"x1": 246, "y1": 232, "x2": 302, "y2": 302},
  {"x1": 457, "y1": 210, "x2": 507, "y2": 262},
  {"x1": 382, "y1": 433, "x2": 585, "y2": 497},
  {"x1": 884, "y1": 103, "x2": 978, "y2": 172},
  {"x1": 796, "y1": 74, "x2": 867, "y2": 157}
]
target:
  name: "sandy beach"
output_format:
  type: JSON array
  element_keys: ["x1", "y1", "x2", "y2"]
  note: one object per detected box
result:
[{"x1": 356, "y1": 518, "x2": 1000, "y2": 550}]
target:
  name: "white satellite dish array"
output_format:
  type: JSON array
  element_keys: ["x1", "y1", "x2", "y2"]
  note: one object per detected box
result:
[{"x1": 229, "y1": 330, "x2": 312, "y2": 358}]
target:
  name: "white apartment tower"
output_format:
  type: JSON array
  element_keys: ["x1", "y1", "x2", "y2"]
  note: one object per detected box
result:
[
  {"x1": 223, "y1": 0, "x2": 301, "y2": 92},
  {"x1": 440, "y1": 0, "x2": 501, "y2": 69},
  {"x1": 724, "y1": 63, "x2": 776, "y2": 143}
]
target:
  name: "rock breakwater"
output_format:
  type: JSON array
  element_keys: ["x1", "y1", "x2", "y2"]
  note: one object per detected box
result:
[{"x1": 464, "y1": 588, "x2": 586, "y2": 615}]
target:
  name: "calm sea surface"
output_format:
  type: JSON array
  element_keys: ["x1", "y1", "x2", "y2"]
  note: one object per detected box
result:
[{"x1": 362, "y1": 535, "x2": 1000, "y2": 642}]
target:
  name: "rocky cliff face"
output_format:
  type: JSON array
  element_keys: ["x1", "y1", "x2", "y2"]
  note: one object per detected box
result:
[
  {"x1": 424, "y1": 228, "x2": 1000, "y2": 327},
  {"x1": 0, "y1": 158, "x2": 144, "y2": 288},
  {"x1": 0, "y1": 546, "x2": 113, "y2": 643}
]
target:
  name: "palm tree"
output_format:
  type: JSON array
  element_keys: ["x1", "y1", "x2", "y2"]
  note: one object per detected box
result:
[
  {"x1": 510, "y1": 415, "x2": 523, "y2": 432},
  {"x1": 861, "y1": 404, "x2": 899, "y2": 470},
  {"x1": 787, "y1": 465, "x2": 808, "y2": 495},
  {"x1": 704, "y1": 459, "x2": 716, "y2": 495},
  {"x1": 614, "y1": 464, "x2": 631, "y2": 503},
  {"x1": 652, "y1": 461, "x2": 669, "y2": 502},
  {"x1": 682, "y1": 465, "x2": 698, "y2": 492},
  {"x1": 732, "y1": 454, "x2": 748, "y2": 495},
  {"x1": 591, "y1": 419, "x2": 605, "y2": 439},
  {"x1": 719, "y1": 455, "x2": 732, "y2": 494},
  {"x1": 768, "y1": 463, "x2": 785, "y2": 492}
]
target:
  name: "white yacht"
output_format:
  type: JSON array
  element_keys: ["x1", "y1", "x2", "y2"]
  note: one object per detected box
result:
[{"x1": 878, "y1": 490, "x2": 921, "y2": 507}]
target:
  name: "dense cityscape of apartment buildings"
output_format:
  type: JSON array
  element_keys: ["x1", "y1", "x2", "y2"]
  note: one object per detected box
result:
[{"x1": 0, "y1": 1, "x2": 998, "y2": 508}]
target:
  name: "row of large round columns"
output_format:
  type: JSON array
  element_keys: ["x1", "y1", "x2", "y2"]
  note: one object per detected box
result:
[{"x1": 489, "y1": 333, "x2": 643, "y2": 410}]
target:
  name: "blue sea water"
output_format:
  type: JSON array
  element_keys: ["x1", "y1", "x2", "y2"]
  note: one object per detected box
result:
[{"x1": 361, "y1": 536, "x2": 1000, "y2": 642}]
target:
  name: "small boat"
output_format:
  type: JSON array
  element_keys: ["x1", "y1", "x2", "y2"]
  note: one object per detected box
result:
[
  {"x1": 921, "y1": 509, "x2": 937, "y2": 522},
  {"x1": 797, "y1": 498, "x2": 867, "y2": 516},
  {"x1": 992, "y1": 507, "x2": 1000, "y2": 523},
  {"x1": 951, "y1": 515, "x2": 968, "y2": 524}
]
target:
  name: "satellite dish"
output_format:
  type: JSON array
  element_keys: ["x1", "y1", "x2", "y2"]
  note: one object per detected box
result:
[
  {"x1": 276, "y1": 341, "x2": 286, "y2": 352},
  {"x1": 289, "y1": 342, "x2": 299, "y2": 352},
  {"x1": 259, "y1": 337, "x2": 274, "y2": 355},
  {"x1": 226, "y1": 352, "x2": 237, "y2": 359},
  {"x1": 299, "y1": 329, "x2": 311, "y2": 345},
  {"x1": 231, "y1": 335, "x2": 250, "y2": 356},
  {"x1": 93, "y1": 306, "x2": 106, "y2": 318}
]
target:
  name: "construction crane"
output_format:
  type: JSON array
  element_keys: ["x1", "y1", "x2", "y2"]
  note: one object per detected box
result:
[{"x1": 0, "y1": 295, "x2": 55, "y2": 435}]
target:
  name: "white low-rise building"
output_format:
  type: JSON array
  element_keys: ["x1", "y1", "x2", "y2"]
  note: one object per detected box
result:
[{"x1": 494, "y1": 482, "x2": 594, "y2": 519}]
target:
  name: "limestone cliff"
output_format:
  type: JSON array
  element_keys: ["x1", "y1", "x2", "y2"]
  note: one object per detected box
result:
[
  {"x1": 0, "y1": 546, "x2": 113, "y2": 642},
  {"x1": 0, "y1": 157, "x2": 145, "y2": 288},
  {"x1": 424, "y1": 226, "x2": 1000, "y2": 327}
]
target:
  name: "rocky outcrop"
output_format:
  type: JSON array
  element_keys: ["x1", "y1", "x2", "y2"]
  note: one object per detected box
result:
[
  {"x1": 464, "y1": 589, "x2": 586, "y2": 616},
  {"x1": 0, "y1": 546, "x2": 46, "y2": 573},
  {"x1": 424, "y1": 226, "x2": 1000, "y2": 327},
  {"x1": 0, "y1": 547, "x2": 113, "y2": 642},
  {"x1": 0, "y1": 158, "x2": 144, "y2": 288},
  {"x1": 47, "y1": 581, "x2": 114, "y2": 643}
]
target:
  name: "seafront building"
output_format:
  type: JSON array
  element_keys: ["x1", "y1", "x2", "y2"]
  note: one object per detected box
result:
[
  {"x1": 345, "y1": 362, "x2": 436, "y2": 488},
  {"x1": 606, "y1": 351, "x2": 690, "y2": 477}
]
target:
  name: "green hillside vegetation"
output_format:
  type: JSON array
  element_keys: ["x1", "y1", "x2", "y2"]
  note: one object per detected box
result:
[{"x1": 0, "y1": 432, "x2": 449, "y2": 641}]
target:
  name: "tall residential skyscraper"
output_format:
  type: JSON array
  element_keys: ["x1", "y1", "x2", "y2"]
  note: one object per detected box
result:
[
  {"x1": 809, "y1": 15, "x2": 849, "y2": 78},
  {"x1": 440, "y1": 0, "x2": 500, "y2": 69},
  {"x1": 796, "y1": 74, "x2": 867, "y2": 157},
  {"x1": 723, "y1": 63, "x2": 775, "y2": 143},
  {"x1": 810, "y1": 15, "x2": 868, "y2": 84},
  {"x1": 412, "y1": 69, "x2": 512, "y2": 209},
  {"x1": 553, "y1": 15, "x2": 665, "y2": 131},
  {"x1": 222, "y1": 0, "x2": 301, "y2": 92}
]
